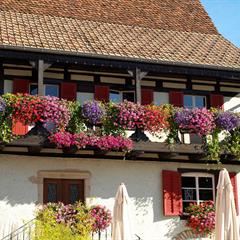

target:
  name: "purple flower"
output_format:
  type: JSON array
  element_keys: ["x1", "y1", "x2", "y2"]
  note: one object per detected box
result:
[
  {"x1": 215, "y1": 111, "x2": 240, "y2": 131},
  {"x1": 174, "y1": 108, "x2": 215, "y2": 136},
  {"x1": 174, "y1": 109, "x2": 192, "y2": 126},
  {"x1": 82, "y1": 101, "x2": 105, "y2": 125},
  {"x1": 0, "y1": 97, "x2": 6, "y2": 112}
]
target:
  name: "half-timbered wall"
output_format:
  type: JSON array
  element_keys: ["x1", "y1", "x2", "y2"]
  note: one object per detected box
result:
[{"x1": 1, "y1": 62, "x2": 240, "y2": 106}]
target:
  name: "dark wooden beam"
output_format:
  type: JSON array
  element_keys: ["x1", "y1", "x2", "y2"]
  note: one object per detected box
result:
[
  {"x1": 0, "y1": 61, "x2": 4, "y2": 94},
  {"x1": 1, "y1": 49, "x2": 240, "y2": 81}
]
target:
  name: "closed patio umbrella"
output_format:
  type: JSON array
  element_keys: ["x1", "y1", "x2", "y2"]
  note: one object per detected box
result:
[
  {"x1": 112, "y1": 183, "x2": 134, "y2": 240},
  {"x1": 215, "y1": 168, "x2": 239, "y2": 240}
]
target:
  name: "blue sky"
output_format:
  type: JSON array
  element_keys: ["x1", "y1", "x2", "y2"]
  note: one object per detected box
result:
[{"x1": 201, "y1": 0, "x2": 240, "y2": 47}]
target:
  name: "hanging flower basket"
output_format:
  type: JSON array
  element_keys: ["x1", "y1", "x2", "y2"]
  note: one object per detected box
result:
[{"x1": 174, "y1": 108, "x2": 215, "y2": 136}]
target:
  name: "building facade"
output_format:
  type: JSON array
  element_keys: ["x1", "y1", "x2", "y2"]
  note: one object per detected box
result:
[{"x1": 0, "y1": 0, "x2": 240, "y2": 239}]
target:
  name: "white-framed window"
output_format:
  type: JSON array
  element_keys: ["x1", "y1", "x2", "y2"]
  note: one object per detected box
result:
[
  {"x1": 110, "y1": 90, "x2": 135, "y2": 103},
  {"x1": 29, "y1": 84, "x2": 59, "y2": 97},
  {"x1": 184, "y1": 95, "x2": 206, "y2": 108},
  {"x1": 181, "y1": 172, "x2": 215, "y2": 211}
]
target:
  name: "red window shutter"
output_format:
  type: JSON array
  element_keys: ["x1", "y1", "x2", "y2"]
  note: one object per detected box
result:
[
  {"x1": 12, "y1": 79, "x2": 29, "y2": 135},
  {"x1": 210, "y1": 94, "x2": 224, "y2": 110},
  {"x1": 162, "y1": 170, "x2": 182, "y2": 216},
  {"x1": 229, "y1": 172, "x2": 239, "y2": 215},
  {"x1": 169, "y1": 91, "x2": 183, "y2": 107},
  {"x1": 12, "y1": 121, "x2": 28, "y2": 136},
  {"x1": 60, "y1": 83, "x2": 77, "y2": 101},
  {"x1": 141, "y1": 88, "x2": 153, "y2": 105},
  {"x1": 94, "y1": 85, "x2": 109, "y2": 102},
  {"x1": 13, "y1": 79, "x2": 29, "y2": 94}
]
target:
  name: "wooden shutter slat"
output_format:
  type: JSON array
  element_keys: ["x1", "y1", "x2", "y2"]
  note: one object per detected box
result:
[
  {"x1": 169, "y1": 91, "x2": 183, "y2": 107},
  {"x1": 141, "y1": 88, "x2": 153, "y2": 105},
  {"x1": 13, "y1": 79, "x2": 29, "y2": 94},
  {"x1": 162, "y1": 170, "x2": 182, "y2": 216},
  {"x1": 210, "y1": 94, "x2": 224, "y2": 109},
  {"x1": 229, "y1": 172, "x2": 239, "y2": 215},
  {"x1": 12, "y1": 79, "x2": 29, "y2": 135},
  {"x1": 94, "y1": 85, "x2": 109, "y2": 102},
  {"x1": 60, "y1": 83, "x2": 77, "y2": 101}
]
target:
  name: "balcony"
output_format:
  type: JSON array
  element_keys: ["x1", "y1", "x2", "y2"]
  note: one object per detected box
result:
[{"x1": 0, "y1": 93, "x2": 239, "y2": 163}]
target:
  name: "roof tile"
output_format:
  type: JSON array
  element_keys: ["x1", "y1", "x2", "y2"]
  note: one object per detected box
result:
[{"x1": 0, "y1": 10, "x2": 240, "y2": 69}]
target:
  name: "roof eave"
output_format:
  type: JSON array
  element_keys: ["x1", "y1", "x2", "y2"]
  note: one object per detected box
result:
[{"x1": 1, "y1": 44, "x2": 240, "y2": 73}]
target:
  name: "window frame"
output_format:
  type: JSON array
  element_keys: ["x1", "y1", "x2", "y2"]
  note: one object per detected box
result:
[
  {"x1": 181, "y1": 172, "x2": 215, "y2": 212},
  {"x1": 183, "y1": 94, "x2": 207, "y2": 108},
  {"x1": 29, "y1": 83, "x2": 59, "y2": 97},
  {"x1": 109, "y1": 89, "x2": 135, "y2": 103},
  {"x1": 43, "y1": 178, "x2": 85, "y2": 204},
  {"x1": 36, "y1": 171, "x2": 91, "y2": 204}
]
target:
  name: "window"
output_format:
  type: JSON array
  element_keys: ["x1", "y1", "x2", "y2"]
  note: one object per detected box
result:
[
  {"x1": 110, "y1": 90, "x2": 135, "y2": 103},
  {"x1": 110, "y1": 90, "x2": 122, "y2": 103},
  {"x1": 43, "y1": 178, "x2": 85, "y2": 204},
  {"x1": 181, "y1": 173, "x2": 215, "y2": 212},
  {"x1": 29, "y1": 84, "x2": 59, "y2": 97},
  {"x1": 45, "y1": 84, "x2": 59, "y2": 97},
  {"x1": 77, "y1": 92, "x2": 94, "y2": 104},
  {"x1": 30, "y1": 84, "x2": 38, "y2": 95},
  {"x1": 184, "y1": 95, "x2": 206, "y2": 108}
]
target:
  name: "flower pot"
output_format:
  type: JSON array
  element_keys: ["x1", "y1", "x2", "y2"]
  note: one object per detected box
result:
[
  {"x1": 130, "y1": 127, "x2": 149, "y2": 142},
  {"x1": 62, "y1": 146, "x2": 78, "y2": 154}
]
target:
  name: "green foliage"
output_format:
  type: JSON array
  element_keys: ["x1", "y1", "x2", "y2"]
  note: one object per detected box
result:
[
  {"x1": 101, "y1": 102, "x2": 125, "y2": 136},
  {"x1": 203, "y1": 130, "x2": 221, "y2": 161},
  {"x1": 223, "y1": 128, "x2": 240, "y2": 159},
  {"x1": 0, "y1": 94, "x2": 16, "y2": 143},
  {"x1": 34, "y1": 202, "x2": 92, "y2": 240},
  {"x1": 162, "y1": 104, "x2": 179, "y2": 144},
  {"x1": 66, "y1": 101, "x2": 86, "y2": 134},
  {"x1": 33, "y1": 219, "x2": 90, "y2": 240}
]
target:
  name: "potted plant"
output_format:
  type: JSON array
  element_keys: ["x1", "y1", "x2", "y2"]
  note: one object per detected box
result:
[
  {"x1": 174, "y1": 108, "x2": 215, "y2": 137},
  {"x1": 185, "y1": 201, "x2": 215, "y2": 237},
  {"x1": 81, "y1": 101, "x2": 106, "y2": 129},
  {"x1": 90, "y1": 205, "x2": 112, "y2": 239}
]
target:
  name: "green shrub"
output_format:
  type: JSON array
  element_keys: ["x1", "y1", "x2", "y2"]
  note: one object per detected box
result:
[{"x1": 33, "y1": 202, "x2": 92, "y2": 240}]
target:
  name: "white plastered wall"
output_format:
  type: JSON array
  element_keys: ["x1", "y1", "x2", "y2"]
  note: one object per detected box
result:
[
  {"x1": 224, "y1": 93, "x2": 240, "y2": 112},
  {"x1": 1, "y1": 155, "x2": 240, "y2": 240}
]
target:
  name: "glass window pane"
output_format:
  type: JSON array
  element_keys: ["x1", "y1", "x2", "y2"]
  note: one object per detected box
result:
[
  {"x1": 199, "y1": 189, "x2": 213, "y2": 200},
  {"x1": 45, "y1": 85, "x2": 59, "y2": 97},
  {"x1": 184, "y1": 95, "x2": 193, "y2": 108},
  {"x1": 30, "y1": 85, "x2": 38, "y2": 95},
  {"x1": 182, "y1": 189, "x2": 196, "y2": 201},
  {"x1": 195, "y1": 96, "x2": 205, "y2": 108},
  {"x1": 123, "y1": 92, "x2": 134, "y2": 102},
  {"x1": 70, "y1": 184, "x2": 79, "y2": 204},
  {"x1": 110, "y1": 91, "x2": 121, "y2": 103},
  {"x1": 47, "y1": 183, "x2": 57, "y2": 203},
  {"x1": 199, "y1": 177, "x2": 213, "y2": 188},
  {"x1": 182, "y1": 177, "x2": 196, "y2": 188}
]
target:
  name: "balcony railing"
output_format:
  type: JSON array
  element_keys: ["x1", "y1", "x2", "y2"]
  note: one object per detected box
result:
[{"x1": 0, "y1": 94, "x2": 239, "y2": 162}]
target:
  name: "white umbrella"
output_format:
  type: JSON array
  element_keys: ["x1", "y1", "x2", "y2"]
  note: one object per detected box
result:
[
  {"x1": 112, "y1": 183, "x2": 134, "y2": 240},
  {"x1": 215, "y1": 168, "x2": 239, "y2": 240}
]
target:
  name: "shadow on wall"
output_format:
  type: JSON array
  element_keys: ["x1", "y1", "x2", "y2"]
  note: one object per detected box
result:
[{"x1": 0, "y1": 199, "x2": 35, "y2": 239}]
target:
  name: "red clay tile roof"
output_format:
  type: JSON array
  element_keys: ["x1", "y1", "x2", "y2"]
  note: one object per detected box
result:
[
  {"x1": 1, "y1": 0, "x2": 218, "y2": 34},
  {"x1": 1, "y1": 10, "x2": 240, "y2": 70},
  {"x1": 0, "y1": 1, "x2": 240, "y2": 70}
]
